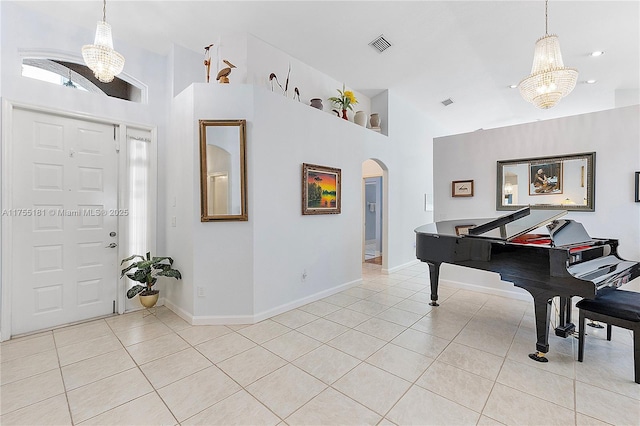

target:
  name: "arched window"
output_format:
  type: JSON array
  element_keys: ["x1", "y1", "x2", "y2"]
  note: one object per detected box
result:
[{"x1": 21, "y1": 58, "x2": 144, "y2": 103}]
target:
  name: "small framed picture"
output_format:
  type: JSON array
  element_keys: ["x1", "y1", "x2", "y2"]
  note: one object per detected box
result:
[
  {"x1": 452, "y1": 180, "x2": 474, "y2": 197},
  {"x1": 635, "y1": 172, "x2": 640, "y2": 202},
  {"x1": 455, "y1": 225, "x2": 475, "y2": 236}
]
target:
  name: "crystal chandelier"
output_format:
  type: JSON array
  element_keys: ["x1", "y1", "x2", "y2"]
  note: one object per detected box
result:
[
  {"x1": 518, "y1": 0, "x2": 578, "y2": 109},
  {"x1": 81, "y1": 0, "x2": 124, "y2": 83}
]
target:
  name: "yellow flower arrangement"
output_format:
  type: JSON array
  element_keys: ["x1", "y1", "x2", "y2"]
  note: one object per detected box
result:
[{"x1": 328, "y1": 84, "x2": 358, "y2": 111}]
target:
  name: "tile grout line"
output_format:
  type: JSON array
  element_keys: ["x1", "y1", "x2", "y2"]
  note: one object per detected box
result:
[{"x1": 53, "y1": 321, "x2": 79, "y2": 426}]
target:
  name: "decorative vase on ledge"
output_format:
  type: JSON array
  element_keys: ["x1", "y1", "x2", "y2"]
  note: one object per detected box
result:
[
  {"x1": 341, "y1": 109, "x2": 348, "y2": 120},
  {"x1": 354, "y1": 111, "x2": 367, "y2": 127},
  {"x1": 310, "y1": 98, "x2": 323, "y2": 110},
  {"x1": 370, "y1": 113, "x2": 381, "y2": 128}
]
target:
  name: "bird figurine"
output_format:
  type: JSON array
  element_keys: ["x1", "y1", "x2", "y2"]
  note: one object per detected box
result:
[
  {"x1": 269, "y1": 73, "x2": 283, "y2": 93},
  {"x1": 204, "y1": 44, "x2": 214, "y2": 83},
  {"x1": 216, "y1": 59, "x2": 236, "y2": 84}
]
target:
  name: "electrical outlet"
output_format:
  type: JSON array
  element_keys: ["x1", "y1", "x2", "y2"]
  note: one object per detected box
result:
[
  {"x1": 197, "y1": 286, "x2": 205, "y2": 297},
  {"x1": 171, "y1": 216, "x2": 176, "y2": 227}
]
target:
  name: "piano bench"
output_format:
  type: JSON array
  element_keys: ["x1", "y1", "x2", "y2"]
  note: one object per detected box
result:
[{"x1": 576, "y1": 287, "x2": 640, "y2": 384}]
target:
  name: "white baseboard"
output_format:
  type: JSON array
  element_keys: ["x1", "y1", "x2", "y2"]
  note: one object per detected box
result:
[
  {"x1": 191, "y1": 315, "x2": 254, "y2": 326},
  {"x1": 252, "y1": 278, "x2": 363, "y2": 323},
  {"x1": 383, "y1": 259, "x2": 420, "y2": 275},
  {"x1": 439, "y1": 278, "x2": 532, "y2": 302},
  {"x1": 162, "y1": 299, "x2": 194, "y2": 324},
  {"x1": 174, "y1": 278, "x2": 363, "y2": 326}
]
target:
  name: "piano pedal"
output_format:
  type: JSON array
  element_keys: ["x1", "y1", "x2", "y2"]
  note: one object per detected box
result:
[
  {"x1": 528, "y1": 352, "x2": 549, "y2": 363},
  {"x1": 587, "y1": 321, "x2": 604, "y2": 329}
]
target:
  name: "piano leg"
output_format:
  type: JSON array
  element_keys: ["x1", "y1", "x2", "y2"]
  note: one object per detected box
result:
[
  {"x1": 555, "y1": 297, "x2": 576, "y2": 338},
  {"x1": 558, "y1": 296, "x2": 567, "y2": 327},
  {"x1": 528, "y1": 295, "x2": 552, "y2": 363},
  {"x1": 428, "y1": 262, "x2": 441, "y2": 306}
]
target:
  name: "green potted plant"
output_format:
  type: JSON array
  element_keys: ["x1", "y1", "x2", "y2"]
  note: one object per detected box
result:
[{"x1": 121, "y1": 252, "x2": 182, "y2": 308}]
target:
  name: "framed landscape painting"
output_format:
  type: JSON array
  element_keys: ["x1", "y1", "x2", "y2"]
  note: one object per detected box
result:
[{"x1": 302, "y1": 163, "x2": 341, "y2": 215}]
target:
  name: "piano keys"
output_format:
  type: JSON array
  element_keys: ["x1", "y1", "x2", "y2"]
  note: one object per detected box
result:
[{"x1": 415, "y1": 207, "x2": 640, "y2": 362}]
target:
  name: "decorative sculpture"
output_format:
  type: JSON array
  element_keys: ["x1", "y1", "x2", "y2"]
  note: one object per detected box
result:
[
  {"x1": 268, "y1": 64, "x2": 291, "y2": 96},
  {"x1": 269, "y1": 73, "x2": 282, "y2": 92},
  {"x1": 216, "y1": 59, "x2": 236, "y2": 84},
  {"x1": 204, "y1": 43, "x2": 214, "y2": 83}
]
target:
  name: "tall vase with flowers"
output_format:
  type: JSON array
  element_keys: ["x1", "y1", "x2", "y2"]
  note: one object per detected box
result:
[{"x1": 329, "y1": 84, "x2": 358, "y2": 120}]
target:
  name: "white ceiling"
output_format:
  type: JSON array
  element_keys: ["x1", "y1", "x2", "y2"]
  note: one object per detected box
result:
[{"x1": 16, "y1": 1, "x2": 640, "y2": 136}]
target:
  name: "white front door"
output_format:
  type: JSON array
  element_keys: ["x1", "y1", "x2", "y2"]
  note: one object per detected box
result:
[{"x1": 10, "y1": 108, "x2": 119, "y2": 335}]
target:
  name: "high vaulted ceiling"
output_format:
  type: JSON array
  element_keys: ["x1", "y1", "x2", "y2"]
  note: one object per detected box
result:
[{"x1": 16, "y1": 1, "x2": 640, "y2": 136}]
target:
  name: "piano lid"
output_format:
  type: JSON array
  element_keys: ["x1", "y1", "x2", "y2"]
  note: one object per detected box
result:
[
  {"x1": 415, "y1": 207, "x2": 568, "y2": 241},
  {"x1": 469, "y1": 207, "x2": 567, "y2": 241}
]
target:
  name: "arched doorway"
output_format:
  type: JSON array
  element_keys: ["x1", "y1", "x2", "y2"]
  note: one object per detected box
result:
[{"x1": 362, "y1": 159, "x2": 388, "y2": 268}]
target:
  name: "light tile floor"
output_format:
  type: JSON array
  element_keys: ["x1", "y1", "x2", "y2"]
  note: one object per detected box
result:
[{"x1": 1, "y1": 262, "x2": 639, "y2": 425}]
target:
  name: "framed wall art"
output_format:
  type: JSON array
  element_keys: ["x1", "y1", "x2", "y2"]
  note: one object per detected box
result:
[
  {"x1": 635, "y1": 171, "x2": 640, "y2": 202},
  {"x1": 302, "y1": 163, "x2": 341, "y2": 215},
  {"x1": 529, "y1": 161, "x2": 563, "y2": 196},
  {"x1": 452, "y1": 180, "x2": 474, "y2": 197}
]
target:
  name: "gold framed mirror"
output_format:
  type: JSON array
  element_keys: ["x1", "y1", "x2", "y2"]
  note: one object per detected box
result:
[
  {"x1": 199, "y1": 119, "x2": 247, "y2": 221},
  {"x1": 497, "y1": 152, "x2": 595, "y2": 212}
]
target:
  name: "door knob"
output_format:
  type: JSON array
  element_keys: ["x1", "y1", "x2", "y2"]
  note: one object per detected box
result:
[{"x1": 105, "y1": 242, "x2": 118, "y2": 248}]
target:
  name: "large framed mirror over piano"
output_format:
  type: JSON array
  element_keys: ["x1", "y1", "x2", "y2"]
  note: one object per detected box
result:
[
  {"x1": 497, "y1": 152, "x2": 595, "y2": 212},
  {"x1": 415, "y1": 206, "x2": 639, "y2": 363}
]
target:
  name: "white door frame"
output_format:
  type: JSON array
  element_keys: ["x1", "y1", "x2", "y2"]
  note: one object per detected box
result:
[{"x1": 1, "y1": 100, "x2": 156, "y2": 341}]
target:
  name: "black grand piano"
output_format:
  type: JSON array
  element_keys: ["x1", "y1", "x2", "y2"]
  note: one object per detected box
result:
[{"x1": 415, "y1": 207, "x2": 639, "y2": 362}]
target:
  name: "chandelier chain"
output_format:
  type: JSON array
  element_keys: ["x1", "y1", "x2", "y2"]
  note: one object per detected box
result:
[
  {"x1": 102, "y1": 0, "x2": 107, "y2": 22},
  {"x1": 545, "y1": 0, "x2": 548, "y2": 35}
]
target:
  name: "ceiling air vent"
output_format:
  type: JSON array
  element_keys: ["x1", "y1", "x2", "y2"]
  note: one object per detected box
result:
[
  {"x1": 369, "y1": 35, "x2": 392, "y2": 53},
  {"x1": 441, "y1": 98, "x2": 454, "y2": 106}
]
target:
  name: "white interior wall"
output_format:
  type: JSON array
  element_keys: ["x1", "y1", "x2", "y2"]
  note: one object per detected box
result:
[
  {"x1": 251, "y1": 89, "x2": 362, "y2": 317},
  {"x1": 383, "y1": 92, "x2": 443, "y2": 269},
  {"x1": 433, "y1": 105, "x2": 640, "y2": 293},
  {"x1": 164, "y1": 82, "x2": 442, "y2": 322},
  {"x1": 163, "y1": 88, "x2": 196, "y2": 318},
  {"x1": 192, "y1": 85, "x2": 255, "y2": 320},
  {"x1": 170, "y1": 44, "x2": 205, "y2": 98}
]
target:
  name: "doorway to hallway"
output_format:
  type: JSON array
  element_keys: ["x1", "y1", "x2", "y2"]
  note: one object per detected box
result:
[
  {"x1": 362, "y1": 159, "x2": 386, "y2": 267},
  {"x1": 364, "y1": 176, "x2": 382, "y2": 264}
]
